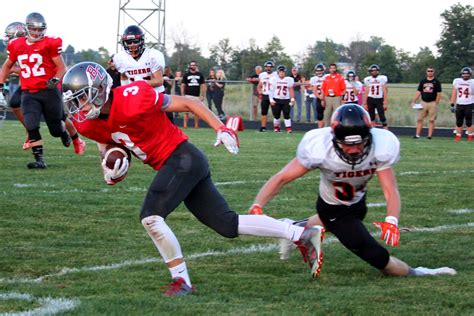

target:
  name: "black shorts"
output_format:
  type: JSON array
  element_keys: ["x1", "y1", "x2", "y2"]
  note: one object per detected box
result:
[
  {"x1": 317, "y1": 196, "x2": 390, "y2": 270},
  {"x1": 9, "y1": 87, "x2": 22, "y2": 109},
  {"x1": 367, "y1": 97, "x2": 386, "y2": 123},
  {"x1": 140, "y1": 141, "x2": 239, "y2": 238},
  {"x1": 271, "y1": 98, "x2": 291, "y2": 119},
  {"x1": 260, "y1": 94, "x2": 270, "y2": 115},
  {"x1": 21, "y1": 88, "x2": 66, "y2": 131}
]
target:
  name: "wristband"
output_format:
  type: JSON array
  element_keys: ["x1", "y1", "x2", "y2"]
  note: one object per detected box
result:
[{"x1": 385, "y1": 215, "x2": 398, "y2": 226}]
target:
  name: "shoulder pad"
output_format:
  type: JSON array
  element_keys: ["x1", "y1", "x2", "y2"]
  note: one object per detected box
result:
[
  {"x1": 296, "y1": 128, "x2": 332, "y2": 169},
  {"x1": 372, "y1": 129, "x2": 400, "y2": 164}
]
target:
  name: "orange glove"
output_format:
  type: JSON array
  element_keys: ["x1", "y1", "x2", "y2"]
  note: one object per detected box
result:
[
  {"x1": 248, "y1": 203, "x2": 264, "y2": 215},
  {"x1": 373, "y1": 216, "x2": 399, "y2": 247}
]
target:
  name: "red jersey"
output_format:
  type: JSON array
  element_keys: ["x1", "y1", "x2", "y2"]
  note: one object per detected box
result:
[
  {"x1": 7, "y1": 36, "x2": 62, "y2": 91},
  {"x1": 73, "y1": 81, "x2": 189, "y2": 170}
]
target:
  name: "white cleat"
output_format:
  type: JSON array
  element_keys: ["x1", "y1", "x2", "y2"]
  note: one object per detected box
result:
[
  {"x1": 414, "y1": 266, "x2": 457, "y2": 276},
  {"x1": 279, "y1": 238, "x2": 294, "y2": 260}
]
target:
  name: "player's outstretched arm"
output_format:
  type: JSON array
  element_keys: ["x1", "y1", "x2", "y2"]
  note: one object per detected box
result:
[{"x1": 249, "y1": 158, "x2": 310, "y2": 214}]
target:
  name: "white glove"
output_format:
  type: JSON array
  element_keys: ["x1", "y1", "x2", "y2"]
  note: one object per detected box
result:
[
  {"x1": 102, "y1": 158, "x2": 129, "y2": 185},
  {"x1": 214, "y1": 126, "x2": 239, "y2": 155},
  {"x1": 289, "y1": 98, "x2": 295, "y2": 106}
]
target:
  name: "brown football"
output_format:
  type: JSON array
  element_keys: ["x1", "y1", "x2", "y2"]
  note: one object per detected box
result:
[{"x1": 102, "y1": 144, "x2": 132, "y2": 169}]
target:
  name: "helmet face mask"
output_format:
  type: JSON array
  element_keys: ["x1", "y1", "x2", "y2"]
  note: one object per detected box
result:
[
  {"x1": 368, "y1": 64, "x2": 380, "y2": 77},
  {"x1": 25, "y1": 12, "x2": 47, "y2": 42},
  {"x1": 62, "y1": 62, "x2": 112, "y2": 122},
  {"x1": 461, "y1": 67, "x2": 472, "y2": 80},
  {"x1": 331, "y1": 104, "x2": 372, "y2": 167},
  {"x1": 3, "y1": 22, "x2": 27, "y2": 44},
  {"x1": 314, "y1": 63, "x2": 325, "y2": 76},
  {"x1": 121, "y1": 25, "x2": 145, "y2": 58},
  {"x1": 346, "y1": 70, "x2": 355, "y2": 81}
]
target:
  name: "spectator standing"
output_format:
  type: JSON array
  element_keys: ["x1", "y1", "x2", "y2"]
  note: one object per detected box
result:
[
  {"x1": 181, "y1": 60, "x2": 206, "y2": 129},
  {"x1": 206, "y1": 68, "x2": 217, "y2": 112},
  {"x1": 172, "y1": 70, "x2": 183, "y2": 119},
  {"x1": 290, "y1": 67, "x2": 303, "y2": 122},
  {"x1": 257, "y1": 61, "x2": 277, "y2": 132},
  {"x1": 163, "y1": 66, "x2": 175, "y2": 95},
  {"x1": 310, "y1": 64, "x2": 326, "y2": 127},
  {"x1": 269, "y1": 65, "x2": 295, "y2": 133},
  {"x1": 363, "y1": 64, "x2": 389, "y2": 129},
  {"x1": 303, "y1": 75, "x2": 316, "y2": 123},
  {"x1": 320, "y1": 63, "x2": 345, "y2": 127},
  {"x1": 106, "y1": 55, "x2": 121, "y2": 89},
  {"x1": 0, "y1": 13, "x2": 86, "y2": 168},
  {"x1": 450, "y1": 67, "x2": 474, "y2": 142},
  {"x1": 410, "y1": 67, "x2": 442, "y2": 139},
  {"x1": 212, "y1": 69, "x2": 227, "y2": 120},
  {"x1": 246, "y1": 65, "x2": 262, "y2": 120}
]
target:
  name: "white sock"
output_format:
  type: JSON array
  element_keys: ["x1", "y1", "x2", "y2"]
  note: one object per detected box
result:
[
  {"x1": 238, "y1": 215, "x2": 304, "y2": 241},
  {"x1": 169, "y1": 262, "x2": 191, "y2": 286},
  {"x1": 284, "y1": 119, "x2": 291, "y2": 127},
  {"x1": 273, "y1": 118, "x2": 281, "y2": 127}
]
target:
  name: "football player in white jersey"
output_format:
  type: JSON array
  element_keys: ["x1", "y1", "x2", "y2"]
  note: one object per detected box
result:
[
  {"x1": 269, "y1": 65, "x2": 295, "y2": 133},
  {"x1": 249, "y1": 104, "x2": 456, "y2": 278},
  {"x1": 343, "y1": 70, "x2": 362, "y2": 104},
  {"x1": 450, "y1": 67, "x2": 474, "y2": 142},
  {"x1": 310, "y1": 64, "x2": 326, "y2": 128},
  {"x1": 363, "y1": 64, "x2": 389, "y2": 129},
  {"x1": 113, "y1": 25, "x2": 165, "y2": 93},
  {"x1": 257, "y1": 61, "x2": 277, "y2": 132}
]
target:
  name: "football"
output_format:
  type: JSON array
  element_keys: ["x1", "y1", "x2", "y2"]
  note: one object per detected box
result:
[{"x1": 102, "y1": 144, "x2": 132, "y2": 169}]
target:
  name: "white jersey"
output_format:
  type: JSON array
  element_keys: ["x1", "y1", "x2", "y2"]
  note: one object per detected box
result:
[
  {"x1": 452, "y1": 78, "x2": 474, "y2": 105},
  {"x1": 363, "y1": 75, "x2": 388, "y2": 99},
  {"x1": 296, "y1": 127, "x2": 399, "y2": 206},
  {"x1": 310, "y1": 75, "x2": 325, "y2": 96},
  {"x1": 113, "y1": 47, "x2": 166, "y2": 92},
  {"x1": 343, "y1": 80, "x2": 362, "y2": 103},
  {"x1": 269, "y1": 76, "x2": 294, "y2": 100},
  {"x1": 258, "y1": 71, "x2": 277, "y2": 95}
]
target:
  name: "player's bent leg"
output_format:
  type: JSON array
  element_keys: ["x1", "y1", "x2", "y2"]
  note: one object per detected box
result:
[{"x1": 381, "y1": 256, "x2": 410, "y2": 276}]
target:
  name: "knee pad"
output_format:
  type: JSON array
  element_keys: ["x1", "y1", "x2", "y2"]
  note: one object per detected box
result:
[
  {"x1": 28, "y1": 128, "x2": 42, "y2": 142},
  {"x1": 141, "y1": 215, "x2": 183, "y2": 263},
  {"x1": 48, "y1": 121, "x2": 64, "y2": 137}
]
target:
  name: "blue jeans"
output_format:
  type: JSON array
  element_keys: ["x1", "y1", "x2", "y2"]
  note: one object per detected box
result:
[
  {"x1": 290, "y1": 90, "x2": 302, "y2": 121},
  {"x1": 305, "y1": 96, "x2": 316, "y2": 122}
]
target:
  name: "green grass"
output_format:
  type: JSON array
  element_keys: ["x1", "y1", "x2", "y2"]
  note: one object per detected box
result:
[
  {"x1": 221, "y1": 83, "x2": 456, "y2": 127},
  {"x1": 0, "y1": 120, "x2": 473, "y2": 315}
]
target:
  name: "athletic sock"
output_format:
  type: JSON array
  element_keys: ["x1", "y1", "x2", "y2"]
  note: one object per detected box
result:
[
  {"x1": 238, "y1": 215, "x2": 304, "y2": 241},
  {"x1": 70, "y1": 133, "x2": 79, "y2": 140},
  {"x1": 169, "y1": 262, "x2": 191, "y2": 287},
  {"x1": 32, "y1": 145, "x2": 43, "y2": 161}
]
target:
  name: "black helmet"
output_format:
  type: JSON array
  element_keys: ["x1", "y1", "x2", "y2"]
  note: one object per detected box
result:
[
  {"x1": 25, "y1": 12, "x2": 47, "y2": 42},
  {"x1": 331, "y1": 103, "x2": 372, "y2": 166},
  {"x1": 277, "y1": 65, "x2": 286, "y2": 72},
  {"x1": 264, "y1": 60, "x2": 274, "y2": 68},
  {"x1": 314, "y1": 63, "x2": 325, "y2": 72},
  {"x1": 3, "y1": 22, "x2": 27, "y2": 45},
  {"x1": 368, "y1": 64, "x2": 380, "y2": 72},
  {"x1": 346, "y1": 70, "x2": 356, "y2": 80},
  {"x1": 62, "y1": 62, "x2": 112, "y2": 122},
  {"x1": 121, "y1": 25, "x2": 145, "y2": 57},
  {"x1": 461, "y1": 67, "x2": 472, "y2": 78}
]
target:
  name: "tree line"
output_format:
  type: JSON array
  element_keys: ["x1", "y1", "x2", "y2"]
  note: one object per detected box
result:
[{"x1": 0, "y1": 3, "x2": 471, "y2": 83}]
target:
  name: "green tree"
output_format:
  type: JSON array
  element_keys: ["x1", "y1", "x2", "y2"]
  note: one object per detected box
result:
[
  {"x1": 209, "y1": 38, "x2": 234, "y2": 73},
  {"x1": 436, "y1": 3, "x2": 474, "y2": 81},
  {"x1": 263, "y1": 35, "x2": 293, "y2": 69},
  {"x1": 362, "y1": 44, "x2": 401, "y2": 83}
]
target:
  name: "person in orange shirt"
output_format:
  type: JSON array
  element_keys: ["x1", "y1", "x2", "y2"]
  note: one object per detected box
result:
[{"x1": 320, "y1": 63, "x2": 346, "y2": 127}]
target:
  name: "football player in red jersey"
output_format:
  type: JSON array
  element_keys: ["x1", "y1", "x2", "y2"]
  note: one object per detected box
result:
[
  {"x1": 0, "y1": 13, "x2": 86, "y2": 168},
  {"x1": 62, "y1": 61, "x2": 325, "y2": 296}
]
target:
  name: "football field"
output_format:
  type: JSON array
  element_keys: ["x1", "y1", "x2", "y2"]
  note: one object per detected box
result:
[{"x1": 0, "y1": 120, "x2": 473, "y2": 315}]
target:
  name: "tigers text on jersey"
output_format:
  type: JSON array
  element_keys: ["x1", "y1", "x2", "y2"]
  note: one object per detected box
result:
[
  {"x1": 258, "y1": 71, "x2": 277, "y2": 95},
  {"x1": 344, "y1": 80, "x2": 362, "y2": 102},
  {"x1": 113, "y1": 47, "x2": 165, "y2": 92},
  {"x1": 7, "y1": 36, "x2": 62, "y2": 91},
  {"x1": 452, "y1": 78, "x2": 474, "y2": 105},
  {"x1": 310, "y1": 75, "x2": 325, "y2": 96},
  {"x1": 269, "y1": 76, "x2": 294, "y2": 100},
  {"x1": 296, "y1": 127, "x2": 399, "y2": 206},
  {"x1": 73, "y1": 81, "x2": 188, "y2": 170},
  {"x1": 363, "y1": 75, "x2": 388, "y2": 99}
]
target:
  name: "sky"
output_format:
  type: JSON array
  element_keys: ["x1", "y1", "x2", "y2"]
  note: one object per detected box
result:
[{"x1": 2, "y1": 0, "x2": 471, "y2": 59}]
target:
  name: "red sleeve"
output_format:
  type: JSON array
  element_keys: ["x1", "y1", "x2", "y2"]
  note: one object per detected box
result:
[
  {"x1": 49, "y1": 37, "x2": 63, "y2": 58},
  {"x1": 6, "y1": 40, "x2": 17, "y2": 63}
]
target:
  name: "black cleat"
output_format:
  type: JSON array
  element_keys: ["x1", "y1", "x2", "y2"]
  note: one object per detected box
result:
[
  {"x1": 27, "y1": 160, "x2": 47, "y2": 169},
  {"x1": 61, "y1": 132, "x2": 71, "y2": 147},
  {"x1": 259, "y1": 127, "x2": 267, "y2": 132}
]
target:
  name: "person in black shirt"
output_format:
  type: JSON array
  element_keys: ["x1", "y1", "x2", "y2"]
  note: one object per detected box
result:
[
  {"x1": 246, "y1": 66, "x2": 262, "y2": 120},
  {"x1": 181, "y1": 61, "x2": 206, "y2": 128},
  {"x1": 411, "y1": 67, "x2": 442, "y2": 139},
  {"x1": 206, "y1": 68, "x2": 217, "y2": 112},
  {"x1": 106, "y1": 55, "x2": 122, "y2": 89},
  {"x1": 290, "y1": 67, "x2": 303, "y2": 122},
  {"x1": 212, "y1": 69, "x2": 227, "y2": 120}
]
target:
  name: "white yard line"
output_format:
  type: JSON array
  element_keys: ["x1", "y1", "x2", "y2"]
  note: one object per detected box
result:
[
  {"x1": 0, "y1": 292, "x2": 79, "y2": 316},
  {"x1": 1, "y1": 222, "x2": 472, "y2": 285},
  {"x1": 447, "y1": 209, "x2": 473, "y2": 215}
]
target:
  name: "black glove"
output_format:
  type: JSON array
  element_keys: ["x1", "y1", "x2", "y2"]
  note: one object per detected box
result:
[
  {"x1": 450, "y1": 104, "x2": 456, "y2": 113},
  {"x1": 46, "y1": 77, "x2": 60, "y2": 89},
  {"x1": 0, "y1": 83, "x2": 5, "y2": 97}
]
